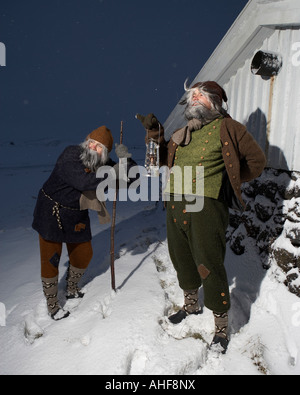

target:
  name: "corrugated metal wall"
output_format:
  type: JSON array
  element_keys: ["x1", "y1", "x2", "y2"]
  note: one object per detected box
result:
[{"x1": 224, "y1": 27, "x2": 300, "y2": 171}]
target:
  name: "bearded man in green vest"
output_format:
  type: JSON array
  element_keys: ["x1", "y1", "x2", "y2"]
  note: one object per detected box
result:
[{"x1": 137, "y1": 80, "x2": 266, "y2": 354}]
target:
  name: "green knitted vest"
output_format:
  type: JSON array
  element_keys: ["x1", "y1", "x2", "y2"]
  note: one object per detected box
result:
[{"x1": 166, "y1": 118, "x2": 225, "y2": 198}]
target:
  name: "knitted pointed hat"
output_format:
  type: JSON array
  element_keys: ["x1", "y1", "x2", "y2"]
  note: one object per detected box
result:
[{"x1": 86, "y1": 126, "x2": 113, "y2": 152}]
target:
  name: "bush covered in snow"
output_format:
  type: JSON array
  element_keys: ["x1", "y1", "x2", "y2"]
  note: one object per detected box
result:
[{"x1": 227, "y1": 168, "x2": 300, "y2": 297}]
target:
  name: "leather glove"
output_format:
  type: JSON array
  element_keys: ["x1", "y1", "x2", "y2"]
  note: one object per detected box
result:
[
  {"x1": 115, "y1": 143, "x2": 132, "y2": 159},
  {"x1": 136, "y1": 113, "x2": 160, "y2": 130}
]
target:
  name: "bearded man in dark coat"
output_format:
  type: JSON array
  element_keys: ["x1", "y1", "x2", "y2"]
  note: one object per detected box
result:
[
  {"x1": 137, "y1": 80, "x2": 266, "y2": 353},
  {"x1": 32, "y1": 126, "x2": 134, "y2": 320}
]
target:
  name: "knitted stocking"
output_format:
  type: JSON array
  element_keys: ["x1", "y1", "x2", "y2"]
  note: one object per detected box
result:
[
  {"x1": 42, "y1": 276, "x2": 69, "y2": 320},
  {"x1": 168, "y1": 289, "x2": 200, "y2": 324},
  {"x1": 213, "y1": 311, "x2": 228, "y2": 339},
  {"x1": 183, "y1": 289, "x2": 200, "y2": 314},
  {"x1": 66, "y1": 264, "x2": 86, "y2": 299}
]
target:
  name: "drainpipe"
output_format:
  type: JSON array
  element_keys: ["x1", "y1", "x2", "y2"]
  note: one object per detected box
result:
[{"x1": 265, "y1": 75, "x2": 275, "y2": 159}]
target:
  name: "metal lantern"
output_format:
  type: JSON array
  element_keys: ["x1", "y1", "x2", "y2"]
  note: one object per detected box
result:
[{"x1": 144, "y1": 138, "x2": 160, "y2": 177}]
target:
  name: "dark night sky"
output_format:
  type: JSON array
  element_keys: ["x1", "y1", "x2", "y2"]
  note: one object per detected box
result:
[{"x1": 0, "y1": 0, "x2": 248, "y2": 147}]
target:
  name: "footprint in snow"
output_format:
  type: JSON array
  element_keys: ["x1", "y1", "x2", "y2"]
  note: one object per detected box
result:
[
  {"x1": 90, "y1": 291, "x2": 117, "y2": 318},
  {"x1": 128, "y1": 349, "x2": 148, "y2": 375}
]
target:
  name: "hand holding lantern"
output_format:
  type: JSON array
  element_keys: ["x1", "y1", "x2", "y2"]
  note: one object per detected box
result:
[{"x1": 136, "y1": 113, "x2": 161, "y2": 177}]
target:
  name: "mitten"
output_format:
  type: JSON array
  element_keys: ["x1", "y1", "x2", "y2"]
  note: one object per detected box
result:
[
  {"x1": 136, "y1": 113, "x2": 160, "y2": 130},
  {"x1": 115, "y1": 143, "x2": 132, "y2": 159}
]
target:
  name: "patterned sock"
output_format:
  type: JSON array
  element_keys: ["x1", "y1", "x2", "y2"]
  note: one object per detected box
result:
[
  {"x1": 183, "y1": 289, "x2": 199, "y2": 314},
  {"x1": 42, "y1": 276, "x2": 60, "y2": 316},
  {"x1": 66, "y1": 265, "x2": 86, "y2": 298},
  {"x1": 213, "y1": 311, "x2": 229, "y2": 339}
]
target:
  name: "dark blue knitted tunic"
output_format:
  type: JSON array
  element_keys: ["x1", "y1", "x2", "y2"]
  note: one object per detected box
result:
[{"x1": 32, "y1": 145, "x2": 116, "y2": 243}]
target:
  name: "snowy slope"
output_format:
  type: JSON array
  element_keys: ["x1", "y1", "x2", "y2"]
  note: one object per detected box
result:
[{"x1": 0, "y1": 140, "x2": 300, "y2": 375}]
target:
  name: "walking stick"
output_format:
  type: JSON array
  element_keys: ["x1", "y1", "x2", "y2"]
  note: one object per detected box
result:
[{"x1": 110, "y1": 121, "x2": 123, "y2": 291}]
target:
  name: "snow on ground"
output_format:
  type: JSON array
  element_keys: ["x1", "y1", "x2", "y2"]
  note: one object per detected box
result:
[{"x1": 0, "y1": 140, "x2": 300, "y2": 375}]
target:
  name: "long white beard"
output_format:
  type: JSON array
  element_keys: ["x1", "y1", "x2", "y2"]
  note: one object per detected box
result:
[
  {"x1": 184, "y1": 101, "x2": 220, "y2": 122},
  {"x1": 183, "y1": 84, "x2": 224, "y2": 123},
  {"x1": 79, "y1": 141, "x2": 108, "y2": 172}
]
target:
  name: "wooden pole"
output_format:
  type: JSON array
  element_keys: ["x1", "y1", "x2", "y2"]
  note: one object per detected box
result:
[{"x1": 110, "y1": 121, "x2": 123, "y2": 291}]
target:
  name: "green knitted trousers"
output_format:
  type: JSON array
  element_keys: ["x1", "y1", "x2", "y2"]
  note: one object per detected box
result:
[{"x1": 166, "y1": 196, "x2": 230, "y2": 313}]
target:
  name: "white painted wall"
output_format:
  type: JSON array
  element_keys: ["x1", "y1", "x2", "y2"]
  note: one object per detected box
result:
[{"x1": 224, "y1": 28, "x2": 300, "y2": 171}]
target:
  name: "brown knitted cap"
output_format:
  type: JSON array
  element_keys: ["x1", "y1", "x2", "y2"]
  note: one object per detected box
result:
[
  {"x1": 86, "y1": 126, "x2": 113, "y2": 152},
  {"x1": 192, "y1": 81, "x2": 228, "y2": 103}
]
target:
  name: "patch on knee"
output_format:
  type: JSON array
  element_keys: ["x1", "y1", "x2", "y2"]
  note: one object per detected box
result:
[
  {"x1": 198, "y1": 264, "x2": 211, "y2": 280},
  {"x1": 49, "y1": 253, "x2": 60, "y2": 268}
]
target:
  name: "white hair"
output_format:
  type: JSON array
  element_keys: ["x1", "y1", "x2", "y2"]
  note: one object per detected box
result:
[
  {"x1": 181, "y1": 78, "x2": 228, "y2": 120},
  {"x1": 79, "y1": 139, "x2": 109, "y2": 172}
]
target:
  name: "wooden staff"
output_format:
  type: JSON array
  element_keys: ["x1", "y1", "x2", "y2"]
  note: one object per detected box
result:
[{"x1": 110, "y1": 121, "x2": 123, "y2": 291}]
